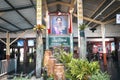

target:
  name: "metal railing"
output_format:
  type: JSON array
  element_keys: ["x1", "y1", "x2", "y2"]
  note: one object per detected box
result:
[{"x1": 0, "y1": 59, "x2": 16, "y2": 76}]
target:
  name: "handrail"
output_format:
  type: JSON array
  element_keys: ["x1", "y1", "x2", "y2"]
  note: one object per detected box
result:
[{"x1": 0, "y1": 59, "x2": 16, "y2": 76}]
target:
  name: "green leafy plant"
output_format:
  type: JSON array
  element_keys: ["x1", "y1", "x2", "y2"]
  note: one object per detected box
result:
[
  {"x1": 13, "y1": 77, "x2": 29, "y2": 80},
  {"x1": 55, "y1": 52, "x2": 100, "y2": 80},
  {"x1": 79, "y1": 23, "x2": 87, "y2": 30},
  {"x1": 90, "y1": 71, "x2": 110, "y2": 80},
  {"x1": 53, "y1": 48, "x2": 109, "y2": 80},
  {"x1": 57, "y1": 52, "x2": 72, "y2": 67},
  {"x1": 66, "y1": 59, "x2": 100, "y2": 80},
  {"x1": 53, "y1": 46, "x2": 72, "y2": 65},
  {"x1": 47, "y1": 76, "x2": 54, "y2": 80}
]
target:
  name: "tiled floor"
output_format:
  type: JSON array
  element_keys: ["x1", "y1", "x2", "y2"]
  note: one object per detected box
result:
[
  {"x1": 0, "y1": 62, "x2": 35, "y2": 80},
  {"x1": 1, "y1": 58, "x2": 120, "y2": 80},
  {"x1": 107, "y1": 59, "x2": 120, "y2": 80},
  {"x1": 99, "y1": 58, "x2": 120, "y2": 80}
]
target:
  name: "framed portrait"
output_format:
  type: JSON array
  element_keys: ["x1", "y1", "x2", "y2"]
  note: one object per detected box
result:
[{"x1": 50, "y1": 15, "x2": 69, "y2": 35}]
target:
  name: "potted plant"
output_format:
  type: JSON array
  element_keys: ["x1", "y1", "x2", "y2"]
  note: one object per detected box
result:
[
  {"x1": 79, "y1": 23, "x2": 87, "y2": 37},
  {"x1": 54, "y1": 48, "x2": 110, "y2": 80},
  {"x1": 66, "y1": 59, "x2": 100, "y2": 80},
  {"x1": 55, "y1": 50, "x2": 102, "y2": 79}
]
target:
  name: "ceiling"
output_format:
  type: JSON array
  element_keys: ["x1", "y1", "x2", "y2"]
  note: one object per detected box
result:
[{"x1": 0, "y1": 0, "x2": 120, "y2": 33}]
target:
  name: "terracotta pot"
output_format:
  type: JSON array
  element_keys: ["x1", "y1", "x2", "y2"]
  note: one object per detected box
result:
[
  {"x1": 48, "y1": 56, "x2": 57, "y2": 76},
  {"x1": 54, "y1": 63, "x2": 65, "y2": 80},
  {"x1": 43, "y1": 50, "x2": 52, "y2": 69}
]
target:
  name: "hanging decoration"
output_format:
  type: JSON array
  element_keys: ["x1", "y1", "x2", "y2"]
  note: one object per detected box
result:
[
  {"x1": 69, "y1": 15, "x2": 72, "y2": 33},
  {"x1": 33, "y1": 24, "x2": 46, "y2": 31}
]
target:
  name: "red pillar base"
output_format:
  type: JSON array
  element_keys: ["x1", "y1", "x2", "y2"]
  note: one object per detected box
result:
[
  {"x1": 103, "y1": 53, "x2": 107, "y2": 66},
  {"x1": 103, "y1": 53, "x2": 107, "y2": 71},
  {"x1": 6, "y1": 55, "x2": 10, "y2": 60}
]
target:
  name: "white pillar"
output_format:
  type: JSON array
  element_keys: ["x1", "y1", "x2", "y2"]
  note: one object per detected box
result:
[
  {"x1": 77, "y1": 0, "x2": 83, "y2": 53},
  {"x1": 101, "y1": 24, "x2": 107, "y2": 66},
  {"x1": 77, "y1": 0, "x2": 86, "y2": 59},
  {"x1": 45, "y1": 11, "x2": 49, "y2": 50},
  {"x1": 70, "y1": 33, "x2": 73, "y2": 53},
  {"x1": 6, "y1": 32, "x2": 10, "y2": 60},
  {"x1": 36, "y1": 0, "x2": 42, "y2": 25},
  {"x1": 36, "y1": 0, "x2": 43, "y2": 78}
]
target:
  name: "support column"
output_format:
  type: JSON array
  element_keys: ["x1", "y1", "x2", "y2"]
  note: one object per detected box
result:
[
  {"x1": 70, "y1": 13, "x2": 73, "y2": 53},
  {"x1": 43, "y1": 0, "x2": 49, "y2": 50},
  {"x1": 17, "y1": 47, "x2": 20, "y2": 65},
  {"x1": 114, "y1": 37, "x2": 119, "y2": 61},
  {"x1": 36, "y1": 31, "x2": 43, "y2": 78},
  {"x1": 6, "y1": 32, "x2": 10, "y2": 60},
  {"x1": 101, "y1": 24, "x2": 107, "y2": 66},
  {"x1": 36, "y1": 0, "x2": 43, "y2": 78},
  {"x1": 24, "y1": 39, "x2": 28, "y2": 63},
  {"x1": 70, "y1": 33, "x2": 73, "y2": 53},
  {"x1": 45, "y1": 11, "x2": 49, "y2": 50},
  {"x1": 77, "y1": 0, "x2": 86, "y2": 59}
]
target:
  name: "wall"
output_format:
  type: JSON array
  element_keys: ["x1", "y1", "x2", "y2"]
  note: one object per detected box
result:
[
  {"x1": 73, "y1": 23, "x2": 120, "y2": 37},
  {"x1": 0, "y1": 23, "x2": 120, "y2": 38}
]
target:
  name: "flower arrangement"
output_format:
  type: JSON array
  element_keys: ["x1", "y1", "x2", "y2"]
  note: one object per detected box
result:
[{"x1": 33, "y1": 24, "x2": 46, "y2": 31}]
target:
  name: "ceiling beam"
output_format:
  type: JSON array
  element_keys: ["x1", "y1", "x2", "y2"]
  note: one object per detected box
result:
[
  {"x1": 5, "y1": 0, "x2": 34, "y2": 28},
  {"x1": 69, "y1": 0, "x2": 76, "y2": 13},
  {"x1": 84, "y1": 7, "x2": 95, "y2": 12},
  {"x1": 30, "y1": 0, "x2": 35, "y2": 10},
  {"x1": 0, "y1": 5, "x2": 34, "y2": 12},
  {"x1": 0, "y1": 30, "x2": 5, "y2": 32},
  {"x1": 91, "y1": 7, "x2": 120, "y2": 28},
  {"x1": 11, "y1": 28, "x2": 32, "y2": 33},
  {"x1": 87, "y1": 0, "x2": 115, "y2": 26},
  {"x1": 47, "y1": 2, "x2": 59, "y2": 7},
  {"x1": 43, "y1": 0, "x2": 48, "y2": 12},
  {"x1": 47, "y1": 1, "x2": 71, "y2": 7},
  {"x1": 85, "y1": 0, "x2": 106, "y2": 24},
  {"x1": 83, "y1": 17, "x2": 102, "y2": 24},
  {"x1": 89, "y1": 0, "x2": 106, "y2": 17},
  {"x1": 103, "y1": 18, "x2": 115, "y2": 24},
  {"x1": 58, "y1": 1, "x2": 71, "y2": 7},
  {"x1": 103, "y1": 7, "x2": 120, "y2": 20},
  {"x1": 73, "y1": 13, "x2": 102, "y2": 24},
  {"x1": 0, "y1": 17, "x2": 22, "y2": 30},
  {"x1": 0, "y1": 25, "x2": 11, "y2": 32},
  {"x1": 92, "y1": 18, "x2": 115, "y2": 28}
]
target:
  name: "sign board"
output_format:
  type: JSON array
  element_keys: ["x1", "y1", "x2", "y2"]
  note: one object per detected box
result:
[
  {"x1": 116, "y1": 14, "x2": 120, "y2": 24},
  {"x1": 49, "y1": 36, "x2": 70, "y2": 47}
]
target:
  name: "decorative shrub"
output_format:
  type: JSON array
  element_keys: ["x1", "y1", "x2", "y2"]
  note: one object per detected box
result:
[
  {"x1": 90, "y1": 71, "x2": 110, "y2": 80},
  {"x1": 53, "y1": 48, "x2": 110, "y2": 80}
]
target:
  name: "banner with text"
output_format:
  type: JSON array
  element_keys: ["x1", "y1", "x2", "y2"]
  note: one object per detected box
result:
[{"x1": 49, "y1": 36, "x2": 70, "y2": 47}]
